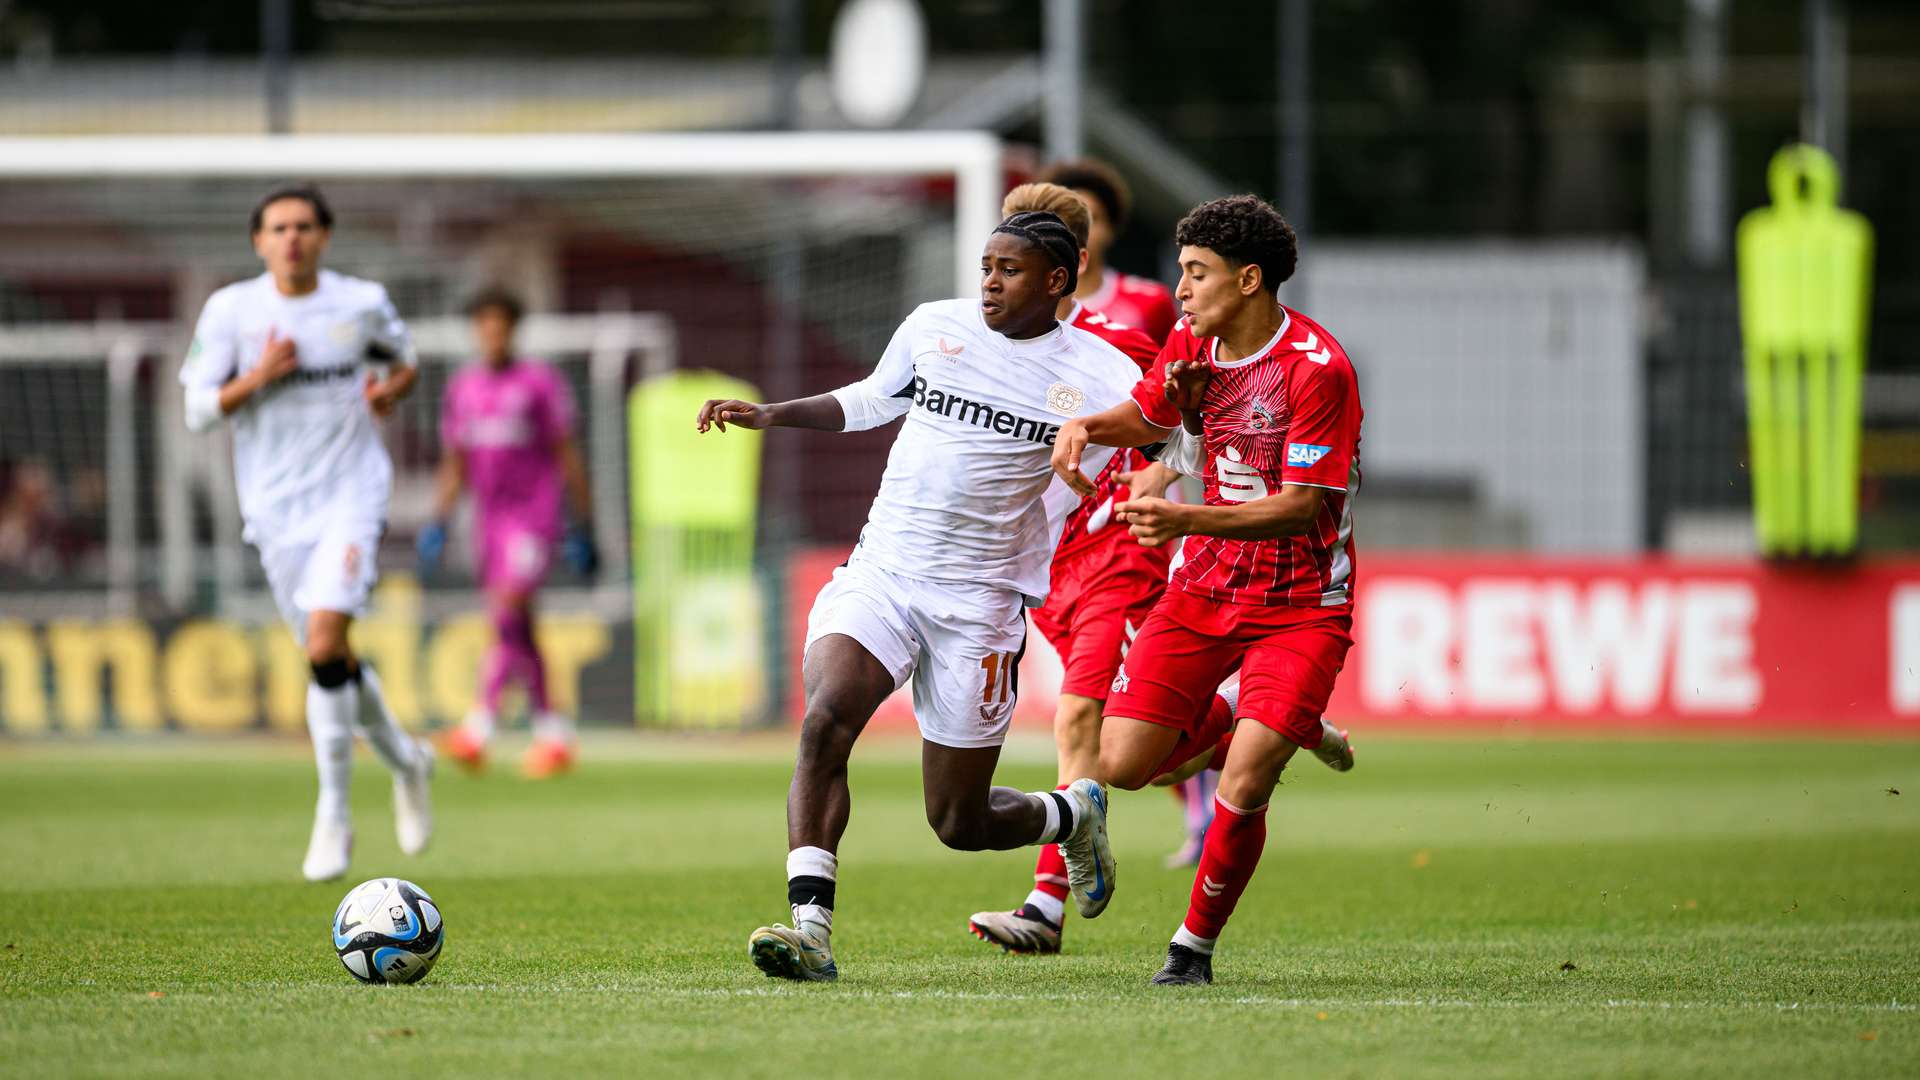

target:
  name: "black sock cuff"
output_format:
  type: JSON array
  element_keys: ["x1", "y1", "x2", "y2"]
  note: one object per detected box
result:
[
  {"x1": 788, "y1": 875, "x2": 836, "y2": 911},
  {"x1": 1046, "y1": 791, "x2": 1075, "y2": 845},
  {"x1": 311, "y1": 657, "x2": 356, "y2": 689}
]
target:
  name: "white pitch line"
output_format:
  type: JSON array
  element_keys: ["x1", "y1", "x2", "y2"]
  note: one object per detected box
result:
[{"x1": 411, "y1": 984, "x2": 1912, "y2": 1013}]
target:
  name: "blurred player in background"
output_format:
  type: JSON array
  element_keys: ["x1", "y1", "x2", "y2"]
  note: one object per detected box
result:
[
  {"x1": 1053, "y1": 195, "x2": 1361, "y2": 986},
  {"x1": 1037, "y1": 158, "x2": 1179, "y2": 344},
  {"x1": 966, "y1": 183, "x2": 1237, "y2": 955},
  {"x1": 179, "y1": 184, "x2": 434, "y2": 883},
  {"x1": 418, "y1": 287, "x2": 598, "y2": 779},
  {"x1": 696, "y1": 212, "x2": 1138, "y2": 983}
]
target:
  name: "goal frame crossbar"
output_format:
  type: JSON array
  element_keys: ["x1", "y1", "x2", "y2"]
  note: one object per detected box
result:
[{"x1": 0, "y1": 132, "x2": 1005, "y2": 298}]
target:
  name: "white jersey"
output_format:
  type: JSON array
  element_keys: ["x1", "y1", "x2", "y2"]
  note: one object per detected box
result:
[
  {"x1": 831, "y1": 298, "x2": 1140, "y2": 605},
  {"x1": 180, "y1": 269, "x2": 413, "y2": 544}
]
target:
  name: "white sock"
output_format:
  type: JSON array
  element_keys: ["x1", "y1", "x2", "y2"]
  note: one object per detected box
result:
[
  {"x1": 353, "y1": 665, "x2": 419, "y2": 775},
  {"x1": 1023, "y1": 889, "x2": 1065, "y2": 927},
  {"x1": 1172, "y1": 923, "x2": 1217, "y2": 956},
  {"x1": 531, "y1": 710, "x2": 574, "y2": 745},
  {"x1": 464, "y1": 707, "x2": 497, "y2": 742},
  {"x1": 306, "y1": 681, "x2": 355, "y2": 825},
  {"x1": 1028, "y1": 789, "x2": 1076, "y2": 846},
  {"x1": 1215, "y1": 674, "x2": 1242, "y2": 718},
  {"x1": 786, "y1": 846, "x2": 837, "y2": 939}
]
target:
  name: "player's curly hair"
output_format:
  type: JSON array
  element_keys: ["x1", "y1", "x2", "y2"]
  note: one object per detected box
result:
[
  {"x1": 1036, "y1": 158, "x2": 1131, "y2": 228},
  {"x1": 1174, "y1": 195, "x2": 1298, "y2": 294},
  {"x1": 1001, "y1": 182, "x2": 1092, "y2": 250}
]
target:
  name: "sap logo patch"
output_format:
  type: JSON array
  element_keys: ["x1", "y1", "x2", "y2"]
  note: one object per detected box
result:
[{"x1": 1286, "y1": 442, "x2": 1332, "y2": 467}]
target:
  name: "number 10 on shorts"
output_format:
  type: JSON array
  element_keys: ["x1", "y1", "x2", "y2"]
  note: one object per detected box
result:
[{"x1": 979, "y1": 653, "x2": 1017, "y2": 706}]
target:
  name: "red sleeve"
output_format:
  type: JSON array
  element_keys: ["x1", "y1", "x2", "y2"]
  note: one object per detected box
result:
[
  {"x1": 1128, "y1": 321, "x2": 1201, "y2": 429},
  {"x1": 1142, "y1": 290, "x2": 1178, "y2": 345},
  {"x1": 1279, "y1": 358, "x2": 1358, "y2": 490}
]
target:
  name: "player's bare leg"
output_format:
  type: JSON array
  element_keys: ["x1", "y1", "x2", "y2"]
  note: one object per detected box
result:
[
  {"x1": 1153, "y1": 721, "x2": 1297, "y2": 987},
  {"x1": 919, "y1": 742, "x2": 1053, "y2": 851},
  {"x1": 969, "y1": 692, "x2": 1100, "y2": 953},
  {"x1": 750, "y1": 634, "x2": 893, "y2": 982}
]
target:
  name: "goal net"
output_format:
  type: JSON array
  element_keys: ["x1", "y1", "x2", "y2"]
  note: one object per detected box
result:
[{"x1": 0, "y1": 133, "x2": 1001, "y2": 733}]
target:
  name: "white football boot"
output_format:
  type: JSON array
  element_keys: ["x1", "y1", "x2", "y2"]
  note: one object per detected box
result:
[
  {"x1": 302, "y1": 818, "x2": 352, "y2": 882},
  {"x1": 394, "y1": 738, "x2": 434, "y2": 856},
  {"x1": 1059, "y1": 778, "x2": 1117, "y2": 919},
  {"x1": 748, "y1": 923, "x2": 839, "y2": 982},
  {"x1": 968, "y1": 908, "x2": 1063, "y2": 954},
  {"x1": 1312, "y1": 720, "x2": 1355, "y2": 772}
]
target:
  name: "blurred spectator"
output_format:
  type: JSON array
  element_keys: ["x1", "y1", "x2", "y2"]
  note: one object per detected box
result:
[{"x1": 0, "y1": 457, "x2": 99, "y2": 579}]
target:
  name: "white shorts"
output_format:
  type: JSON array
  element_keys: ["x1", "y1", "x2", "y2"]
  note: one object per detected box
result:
[
  {"x1": 803, "y1": 555, "x2": 1027, "y2": 749},
  {"x1": 257, "y1": 516, "x2": 382, "y2": 640}
]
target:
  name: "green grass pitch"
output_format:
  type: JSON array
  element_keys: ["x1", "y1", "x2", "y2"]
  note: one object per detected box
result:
[{"x1": 1, "y1": 734, "x2": 1915, "y2": 1078}]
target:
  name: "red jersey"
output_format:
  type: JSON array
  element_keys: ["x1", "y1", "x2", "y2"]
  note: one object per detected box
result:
[
  {"x1": 1053, "y1": 303, "x2": 1169, "y2": 569},
  {"x1": 1082, "y1": 270, "x2": 1178, "y2": 345},
  {"x1": 1131, "y1": 309, "x2": 1362, "y2": 608}
]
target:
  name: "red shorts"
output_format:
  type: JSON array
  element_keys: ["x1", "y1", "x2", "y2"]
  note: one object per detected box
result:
[
  {"x1": 1106, "y1": 587, "x2": 1353, "y2": 748},
  {"x1": 1031, "y1": 548, "x2": 1167, "y2": 701}
]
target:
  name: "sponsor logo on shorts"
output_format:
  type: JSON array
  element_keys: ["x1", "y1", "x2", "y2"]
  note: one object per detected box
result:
[{"x1": 1286, "y1": 442, "x2": 1332, "y2": 467}]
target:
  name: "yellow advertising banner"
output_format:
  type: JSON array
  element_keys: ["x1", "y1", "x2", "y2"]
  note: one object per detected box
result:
[{"x1": 0, "y1": 577, "x2": 613, "y2": 736}]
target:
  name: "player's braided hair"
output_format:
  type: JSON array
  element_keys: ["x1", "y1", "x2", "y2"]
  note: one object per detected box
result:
[
  {"x1": 1174, "y1": 195, "x2": 1298, "y2": 294},
  {"x1": 1001, "y1": 183, "x2": 1092, "y2": 250},
  {"x1": 992, "y1": 211, "x2": 1080, "y2": 296}
]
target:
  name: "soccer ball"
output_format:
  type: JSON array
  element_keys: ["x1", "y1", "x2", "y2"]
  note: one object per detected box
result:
[{"x1": 331, "y1": 877, "x2": 444, "y2": 985}]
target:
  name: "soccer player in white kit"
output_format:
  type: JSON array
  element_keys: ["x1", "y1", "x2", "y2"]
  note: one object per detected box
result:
[
  {"x1": 696, "y1": 213, "x2": 1143, "y2": 982},
  {"x1": 180, "y1": 185, "x2": 434, "y2": 883}
]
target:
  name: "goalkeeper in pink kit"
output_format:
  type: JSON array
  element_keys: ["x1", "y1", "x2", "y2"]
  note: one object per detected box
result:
[{"x1": 419, "y1": 288, "x2": 598, "y2": 777}]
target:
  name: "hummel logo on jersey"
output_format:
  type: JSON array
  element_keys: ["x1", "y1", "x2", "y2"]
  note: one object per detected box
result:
[
  {"x1": 910, "y1": 376, "x2": 1061, "y2": 445},
  {"x1": 938, "y1": 337, "x2": 964, "y2": 357},
  {"x1": 1201, "y1": 875, "x2": 1225, "y2": 898},
  {"x1": 1292, "y1": 331, "x2": 1331, "y2": 365},
  {"x1": 1287, "y1": 442, "x2": 1332, "y2": 467}
]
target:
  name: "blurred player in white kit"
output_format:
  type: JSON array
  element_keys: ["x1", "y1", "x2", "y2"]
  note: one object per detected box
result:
[{"x1": 179, "y1": 184, "x2": 434, "y2": 883}]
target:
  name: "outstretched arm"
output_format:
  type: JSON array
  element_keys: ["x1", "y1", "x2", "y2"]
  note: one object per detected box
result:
[{"x1": 696, "y1": 393, "x2": 846, "y2": 433}]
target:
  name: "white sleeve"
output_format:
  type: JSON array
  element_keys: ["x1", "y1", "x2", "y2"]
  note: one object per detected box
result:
[
  {"x1": 828, "y1": 312, "x2": 919, "y2": 432},
  {"x1": 1158, "y1": 425, "x2": 1206, "y2": 479},
  {"x1": 180, "y1": 294, "x2": 240, "y2": 433},
  {"x1": 366, "y1": 286, "x2": 417, "y2": 367}
]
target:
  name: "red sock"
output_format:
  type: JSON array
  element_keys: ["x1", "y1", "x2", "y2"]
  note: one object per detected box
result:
[
  {"x1": 1032, "y1": 784, "x2": 1070, "y2": 902},
  {"x1": 1150, "y1": 694, "x2": 1236, "y2": 783},
  {"x1": 1182, "y1": 796, "x2": 1268, "y2": 940}
]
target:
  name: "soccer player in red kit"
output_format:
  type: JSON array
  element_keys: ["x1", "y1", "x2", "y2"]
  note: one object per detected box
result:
[
  {"x1": 1052, "y1": 195, "x2": 1360, "y2": 985},
  {"x1": 1038, "y1": 159, "x2": 1179, "y2": 344},
  {"x1": 967, "y1": 182, "x2": 1230, "y2": 954}
]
